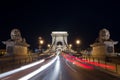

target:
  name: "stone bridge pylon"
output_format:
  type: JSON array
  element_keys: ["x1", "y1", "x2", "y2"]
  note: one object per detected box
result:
[{"x1": 50, "y1": 31, "x2": 69, "y2": 52}]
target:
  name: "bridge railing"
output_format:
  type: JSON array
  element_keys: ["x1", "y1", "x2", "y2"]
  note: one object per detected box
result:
[{"x1": 82, "y1": 56, "x2": 120, "y2": 75}]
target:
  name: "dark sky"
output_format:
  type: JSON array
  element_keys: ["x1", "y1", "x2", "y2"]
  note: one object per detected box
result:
[{"x1": 0, "y1": 0, "x2": 120, "y2": 49}]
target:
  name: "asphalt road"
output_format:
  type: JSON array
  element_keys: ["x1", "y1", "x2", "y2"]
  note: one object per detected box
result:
[{"x1": 29, "y1": 55, "x2": 120, "y2": 80}]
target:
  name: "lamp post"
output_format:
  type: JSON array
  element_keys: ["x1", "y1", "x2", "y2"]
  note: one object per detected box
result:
[
  {"x1": 69, "y1": 44, "x2": 72, "y2": 49},
  {"x1": 47, "y1": 44, "x2": 51, "y2": 49},
  {"x1": 38, "y1": 37, "x2": 44, "y2": 53},
  {"x1": 76, "y1": 39, "x2": 80, "y2": 53}
]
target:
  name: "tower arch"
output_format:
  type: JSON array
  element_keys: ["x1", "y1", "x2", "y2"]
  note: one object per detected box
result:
[{"x1": 51, "y1": 31, "x2": 68, "y2": 51}]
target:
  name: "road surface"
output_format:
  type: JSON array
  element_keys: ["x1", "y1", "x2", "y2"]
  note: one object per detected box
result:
[{"x1": 29, "y1": 55, "x2": 120, "y2": 80}]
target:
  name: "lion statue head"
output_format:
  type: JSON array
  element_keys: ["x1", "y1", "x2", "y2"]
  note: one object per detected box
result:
[
  {"x1": 99, "y1": 28, "x2": 110, "y2": 41},
  {"x1": 10, "y1": 29, "x2": 22, "y2": 41}
]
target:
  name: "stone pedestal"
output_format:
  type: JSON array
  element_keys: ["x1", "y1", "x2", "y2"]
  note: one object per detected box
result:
[
  {"x1": 2, "y1": 29, "x2": 30, "y2": 56},
  {"x1": 104, "y1": 41, "x2": 118, "y2": 55},
  {"x1": 90, "y1": 28, "x2": 118, "y2": 58},
  {"x1": 91, "y1": 41, "x2": 118, "y2": 57},
  {"x1": 91, "y1": 43, "x2": 106, "y2": 57},
  {"x1": 14, "y1": 46, "x2": 28, "y2": 56}
]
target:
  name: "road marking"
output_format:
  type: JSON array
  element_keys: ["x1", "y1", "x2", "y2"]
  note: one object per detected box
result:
[{"x1": 65, "y1": 61, "x2": 77, "y2": 72}]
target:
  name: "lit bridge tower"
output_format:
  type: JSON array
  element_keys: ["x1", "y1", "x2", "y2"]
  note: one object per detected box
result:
[{"x1": 50, "y1": 31, "x2": 69, "y2": 52}]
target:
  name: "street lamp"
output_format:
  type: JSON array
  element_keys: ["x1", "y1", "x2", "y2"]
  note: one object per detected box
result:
[
  {"x1": 38, "y1": 37, "x2": 44, "y2": 53},
  {"x1": 76, "y1": 40, "x2": 80, "y2": 45},
  {"x1": 76, "y1": 39, "x2": 81, "y2": 53},
  {"x1": 69, "y1": 44, "x2": 72, "y2": 49},
  {"x1": 47, "y1": 44, "x2": 51, "y2": 48},
  {"x1": 39, "y1": 40, "x2": 44, "y2": 45}
]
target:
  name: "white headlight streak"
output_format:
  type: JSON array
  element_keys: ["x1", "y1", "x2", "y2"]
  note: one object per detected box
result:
[
  {"x1": 0, "y1": 59, "x2": 45, "y2": 78},
  {"x1": 18, "y1": 56, "x2": 58, "y2": 80}
]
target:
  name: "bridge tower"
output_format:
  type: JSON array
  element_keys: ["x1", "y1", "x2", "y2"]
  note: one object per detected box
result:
[{"x1": 51, "y1": 31, "x2": 69, "y2": 51}]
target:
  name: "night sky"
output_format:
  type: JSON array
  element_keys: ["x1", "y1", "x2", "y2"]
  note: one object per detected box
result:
[{"x1": 0, "y1": 0, "x2": 120, "y2": 50}]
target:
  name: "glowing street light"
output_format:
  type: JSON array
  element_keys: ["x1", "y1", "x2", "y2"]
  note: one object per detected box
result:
[
  {"x1": 76, "y1": 39, "x2": 81, "y2": 53},
  {"x1": 38, "y1": 37, "x2": 44, "y2": 53},
  {"x1": 76, "y1": 40, "x2": 80, "y2": 45},
  {"x1": 69, "y1": 44, "x2": 72, "y2": 49},
  {"x1": 47, "y1": 44, "x2": 51, "y2": 48},
  {"x1": 38, "y1": 37, "x2": 44, "y2": 45},
  {"x1": 39, "y1": 40, "x2": 44, "y2": 45}
]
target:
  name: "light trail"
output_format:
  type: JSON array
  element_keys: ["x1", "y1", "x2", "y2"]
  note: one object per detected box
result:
[
  {"x1": 0, "y1": 59, "x2": 45, "y2": 78},
  {"x1": 18, "y1": 56, "x2": 58, "y2": 80},
  {"x1": 49, "y1": 56, "x2": 60, "y2": 80}
]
